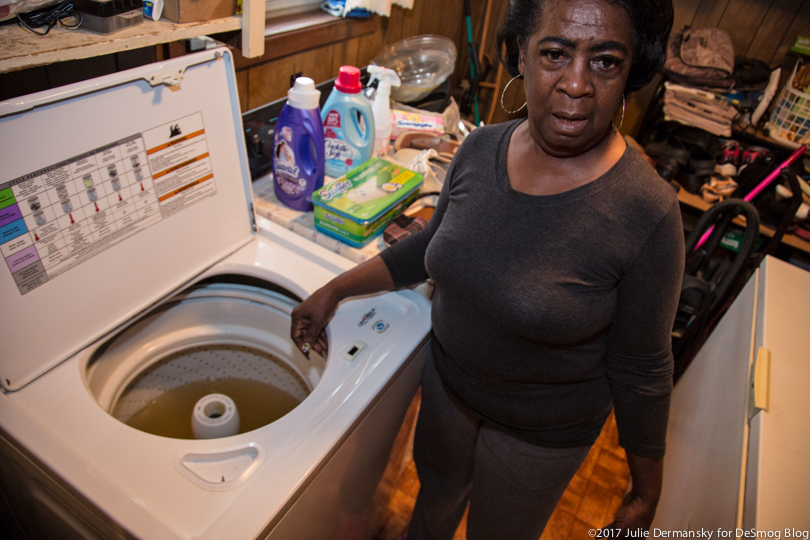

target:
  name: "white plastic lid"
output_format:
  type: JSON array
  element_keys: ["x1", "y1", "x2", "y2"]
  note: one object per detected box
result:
[{"x1": 287, "y1": 77, "x2": 321, "y2": 110}]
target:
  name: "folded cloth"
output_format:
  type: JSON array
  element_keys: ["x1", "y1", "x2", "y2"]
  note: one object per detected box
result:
[
  {"x1": 383, "y1": 214, "x2": 427, "y2": 246},
  {"x1": 662, "y1": 82, "x2": 738, "y2": 137}
]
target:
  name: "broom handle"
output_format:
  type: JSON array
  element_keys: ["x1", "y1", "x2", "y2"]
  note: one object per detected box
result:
[{"x1": 696, "y1": 145, "x2": 806, "y2": 249}]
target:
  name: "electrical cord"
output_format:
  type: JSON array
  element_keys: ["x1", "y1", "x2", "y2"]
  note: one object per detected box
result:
[{"x1": 17, "y1": 1, "x2": 82, "y2": 36}]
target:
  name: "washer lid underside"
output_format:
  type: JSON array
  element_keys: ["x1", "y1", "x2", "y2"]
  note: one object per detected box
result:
[{"x1": 0, "y1": 48, "x2": 254, "y2": 391}]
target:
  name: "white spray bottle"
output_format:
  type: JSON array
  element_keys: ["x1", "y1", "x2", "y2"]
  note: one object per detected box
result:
[{"x1": 367, "y1": 64, "x2": 401, "y2": 158}]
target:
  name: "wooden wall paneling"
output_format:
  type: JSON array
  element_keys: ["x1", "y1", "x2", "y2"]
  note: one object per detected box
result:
[
  {"x1": 445, "y1": 0, "x2": 492, "y2": 100},
  {"x1": 393, "y1": 2, "x2": 423, "y2": 45},
  {"x1": 293, "y1": 45, "x2": 338, "y2": 91},
  {"x1": 671, "y1": 0, "x2": 705, "y2": 32},
  {"x1": 383, "y1": 5, "x2": 405, "y2": 46},
  {"x1": 0, "y1": 65, "x2": 48, "y2": 101},
  {"x1": 418, "y1": 0, "x2": 466, "y2": 89},
  {"x1": 236, "y1": 69, "x2": 249, "y2": 113},
  {"x1": 114, "y1": 48, "x2": 157, "y2": 72},
  {"x1": 247, "y1": 45, "x2": 336, "y2": 109},
  {"x1": 625, "y1": 76, "x2": 663, "y2": 138},
  {"x1": 465, "y1": 0, "x2": 493, "y2": 88},
  {"x1": 247, "y1": 56, "x2": 293, "y2": 110},
  {"x1": 479, "y1": 0, "x2": 510, "y2": 125},
  {"x1": 715, "y1": 0, "x2": 773, "y2": 61},
  {"x1": 416, "y1": 0, "x2": 453, "y2": 37},
  {"x1": 45, "y1": 55, "x2": 118, "y2": 90},
  {"x1": 769, "y1": 0, "x2": 810, "y2": 68},
  {"x1": 231, "y1": 16, "x2": 379, "y2": 70},
  {"x1": 356, "y1": 29, "x2": 385, "y2": 68},
  {"x1": 689, "y1": 0, "x2": 732, "y2": 28},
  {"x1": 331, "y1": 37, "x2": 361, "y2": 77},
  {"x1": 480, "y1": 0, "x2": 508, "y2": 64},
  {"x1": 744, "y1": 0, "x2": 804, "y2": 67}
]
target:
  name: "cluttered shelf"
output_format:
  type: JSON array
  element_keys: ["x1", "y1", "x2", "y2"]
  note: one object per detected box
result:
[
  {"x1": 0, "y1": 0, "x2": 266, "y2": 74},
  {"x1": 677, "y1": 185, "x2": 810, "y2": 256}
]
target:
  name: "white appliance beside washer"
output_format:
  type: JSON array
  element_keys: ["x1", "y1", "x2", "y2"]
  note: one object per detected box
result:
[
  {"x1": 653, "y1": 256, "x2": 810, "y2": 531},
  {"x1": 0, "y1": 48, "x2": 431, "y2": 540}
]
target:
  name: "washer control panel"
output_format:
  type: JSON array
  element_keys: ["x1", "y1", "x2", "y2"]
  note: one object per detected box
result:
[{"x1": 334, "y1": 299, "x2": 406, "y2": 363}]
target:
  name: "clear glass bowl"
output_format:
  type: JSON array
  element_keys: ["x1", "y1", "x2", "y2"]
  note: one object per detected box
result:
[{"x1": 372, "y1": 35, "x2": 457, "y2": 103}]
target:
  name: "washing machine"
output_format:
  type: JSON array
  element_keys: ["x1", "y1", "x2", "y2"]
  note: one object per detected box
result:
[{"x1": 0, "y1": 48, "x2": 431, "y2": 540}]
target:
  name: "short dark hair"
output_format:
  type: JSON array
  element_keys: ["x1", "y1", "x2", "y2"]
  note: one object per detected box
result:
[{"x1": 496, "y1": 0, "x2": 674, "y2": 93}]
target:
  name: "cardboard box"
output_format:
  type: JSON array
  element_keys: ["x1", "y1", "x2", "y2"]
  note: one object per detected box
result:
[{"x1": 162, "y1": 0, "x2": 236, "y2": 23}]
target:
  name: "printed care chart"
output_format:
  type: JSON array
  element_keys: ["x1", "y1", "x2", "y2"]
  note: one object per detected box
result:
[{"x1": 0, "y1": 113, "x2": 216, "y2": 295}]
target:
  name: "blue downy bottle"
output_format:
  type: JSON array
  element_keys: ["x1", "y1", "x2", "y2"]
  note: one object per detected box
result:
[
  {"x1": 321, "y1": 65, "x2": 375, "y2": 178},
  {"x1": 272, "y1": 77, "x2": 325, "y2": 211}
]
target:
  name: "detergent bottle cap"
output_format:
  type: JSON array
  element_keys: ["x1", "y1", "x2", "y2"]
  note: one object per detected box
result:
[
  {"x1": 334, "y1": 65, "x2": 362, "y2": 94},
  {"x1": 287, "y1": 77, "x2": 321, "y2": 110}
]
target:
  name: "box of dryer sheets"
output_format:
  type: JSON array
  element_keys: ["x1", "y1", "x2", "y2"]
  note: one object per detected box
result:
[{"x1": 313, "y1": 158, "x2": 423, "y2": 247}]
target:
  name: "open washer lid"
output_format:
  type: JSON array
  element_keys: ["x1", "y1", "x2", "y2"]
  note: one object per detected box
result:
[{"x1": 0, "y1": 48, "x2": 255, "y2": 391}]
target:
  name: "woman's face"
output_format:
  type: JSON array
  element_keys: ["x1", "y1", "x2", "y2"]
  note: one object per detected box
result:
[{"x1": 518, "y1": 0, "x2": 633, "y2": 157}]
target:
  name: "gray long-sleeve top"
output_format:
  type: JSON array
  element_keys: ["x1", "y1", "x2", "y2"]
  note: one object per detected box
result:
[{"x1": 381, "y1": 119, "x2": 685, "y2": 458}]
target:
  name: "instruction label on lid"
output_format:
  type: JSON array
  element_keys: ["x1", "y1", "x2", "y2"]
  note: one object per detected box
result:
[{"x1": 0, "y1": 112, "x2": 216, "y2": 295}]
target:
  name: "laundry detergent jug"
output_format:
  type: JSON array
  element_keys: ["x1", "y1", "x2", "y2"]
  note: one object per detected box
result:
[
  {"x1": 272, "y1": 77, "x2": 325, "y2": 211},
  {"x1": 321, "y1": 66, "x2": 374, "y2": 178}
]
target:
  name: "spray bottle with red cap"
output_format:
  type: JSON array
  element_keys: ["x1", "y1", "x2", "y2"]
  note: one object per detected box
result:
[{"x1": 321, "y1": 65, "x2": 375, "y2": 178}]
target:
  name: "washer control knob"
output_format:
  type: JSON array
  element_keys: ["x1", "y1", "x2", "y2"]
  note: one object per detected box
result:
[{"x1": 372, "y1": 320, "x2": 389, "y2": 333}]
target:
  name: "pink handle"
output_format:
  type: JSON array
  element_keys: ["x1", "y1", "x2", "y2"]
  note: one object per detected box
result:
[{"x1": 695, "y1": 145, "x2": 807, "y2": 249}]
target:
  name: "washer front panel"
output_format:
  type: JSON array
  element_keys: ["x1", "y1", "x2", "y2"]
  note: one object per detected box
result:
[{"x1": 0, "y1": 48, "x2": 254, "y2": 391}]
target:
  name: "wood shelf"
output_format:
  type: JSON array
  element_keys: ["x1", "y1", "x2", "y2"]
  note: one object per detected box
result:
[
  {"x1": 677, "y1": 188, "x2": 810, "y2": 255},
  {"x1": 0, "y1": 0, "x2": 266, "y2": 74}
]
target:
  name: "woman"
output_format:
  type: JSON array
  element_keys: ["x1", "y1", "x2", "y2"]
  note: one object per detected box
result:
[{"x1": 291, "y1": 0, "x2": 683, "y2": 538}]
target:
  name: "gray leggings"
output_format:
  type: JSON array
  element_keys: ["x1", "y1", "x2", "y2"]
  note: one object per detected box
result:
[{"x1": 407, "y1": 353, "x2": 591, "y2": 540}]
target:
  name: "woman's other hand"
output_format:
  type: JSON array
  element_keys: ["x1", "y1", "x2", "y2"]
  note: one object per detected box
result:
[
  {"x1": 602, "y1": 452, "x2": 662, "y2": 535},
  {"x1": 603, "y1": 489, "x2": 658, "y2": 535}
]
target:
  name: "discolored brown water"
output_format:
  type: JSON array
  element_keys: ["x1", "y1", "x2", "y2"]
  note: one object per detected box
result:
[{"x1": 117, "y1": 377, "x2": 304, "y2": 439}]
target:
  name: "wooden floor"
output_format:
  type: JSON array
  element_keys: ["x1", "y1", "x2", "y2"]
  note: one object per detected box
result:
[{"x1": 368, "y1": 389, "x2": 632, "y2": 540}]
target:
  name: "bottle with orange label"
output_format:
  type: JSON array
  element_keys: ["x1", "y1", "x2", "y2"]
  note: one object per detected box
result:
[{"x1": 321, "y1": 66, "x2": 375, "y2": 178}]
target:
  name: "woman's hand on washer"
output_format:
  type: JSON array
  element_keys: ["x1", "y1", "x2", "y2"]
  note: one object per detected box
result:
[
  {"x1": 291, "y1": 285, "x2": 340, "y2": 359},
  {"x1": 290, "y1": 256, "x2": 397, "y2": 359}
]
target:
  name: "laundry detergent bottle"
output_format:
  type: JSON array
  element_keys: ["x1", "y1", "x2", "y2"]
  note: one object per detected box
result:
[
  {"x1": 272, "y1": 76, "x2": 325, "y2": 211},
  {"x1": 321, "y1": 66, "x2": 374, "y2": 178}
]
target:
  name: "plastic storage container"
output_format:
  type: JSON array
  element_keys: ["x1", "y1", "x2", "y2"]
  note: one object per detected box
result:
[
  {"x1": 312, "y1": 158, "x2": 423, "y2": 247},
  {"x1": 272, "y1": 77, "x2": 325, "y2": 211},
  {"x1": 321, "y1": 66, "x2": 375, "y2": 178}
]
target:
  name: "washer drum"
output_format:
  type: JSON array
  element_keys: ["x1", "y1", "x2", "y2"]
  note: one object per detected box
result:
[{"x1": 85, "y1": 281, "x2": 325, "y2": 440}]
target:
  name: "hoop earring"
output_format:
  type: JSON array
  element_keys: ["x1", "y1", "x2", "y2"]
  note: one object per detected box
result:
[
  {"x1": 501, "y1": 75, "x2": 527, "y2": 114},
  {"x1": 612, "y1": 94, "x2": 625, "y2": 133}
]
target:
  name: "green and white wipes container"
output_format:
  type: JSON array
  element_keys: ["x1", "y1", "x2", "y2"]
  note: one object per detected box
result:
[{"x1": 312, "y1": 158, "x2": 423, "y2": 247}]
